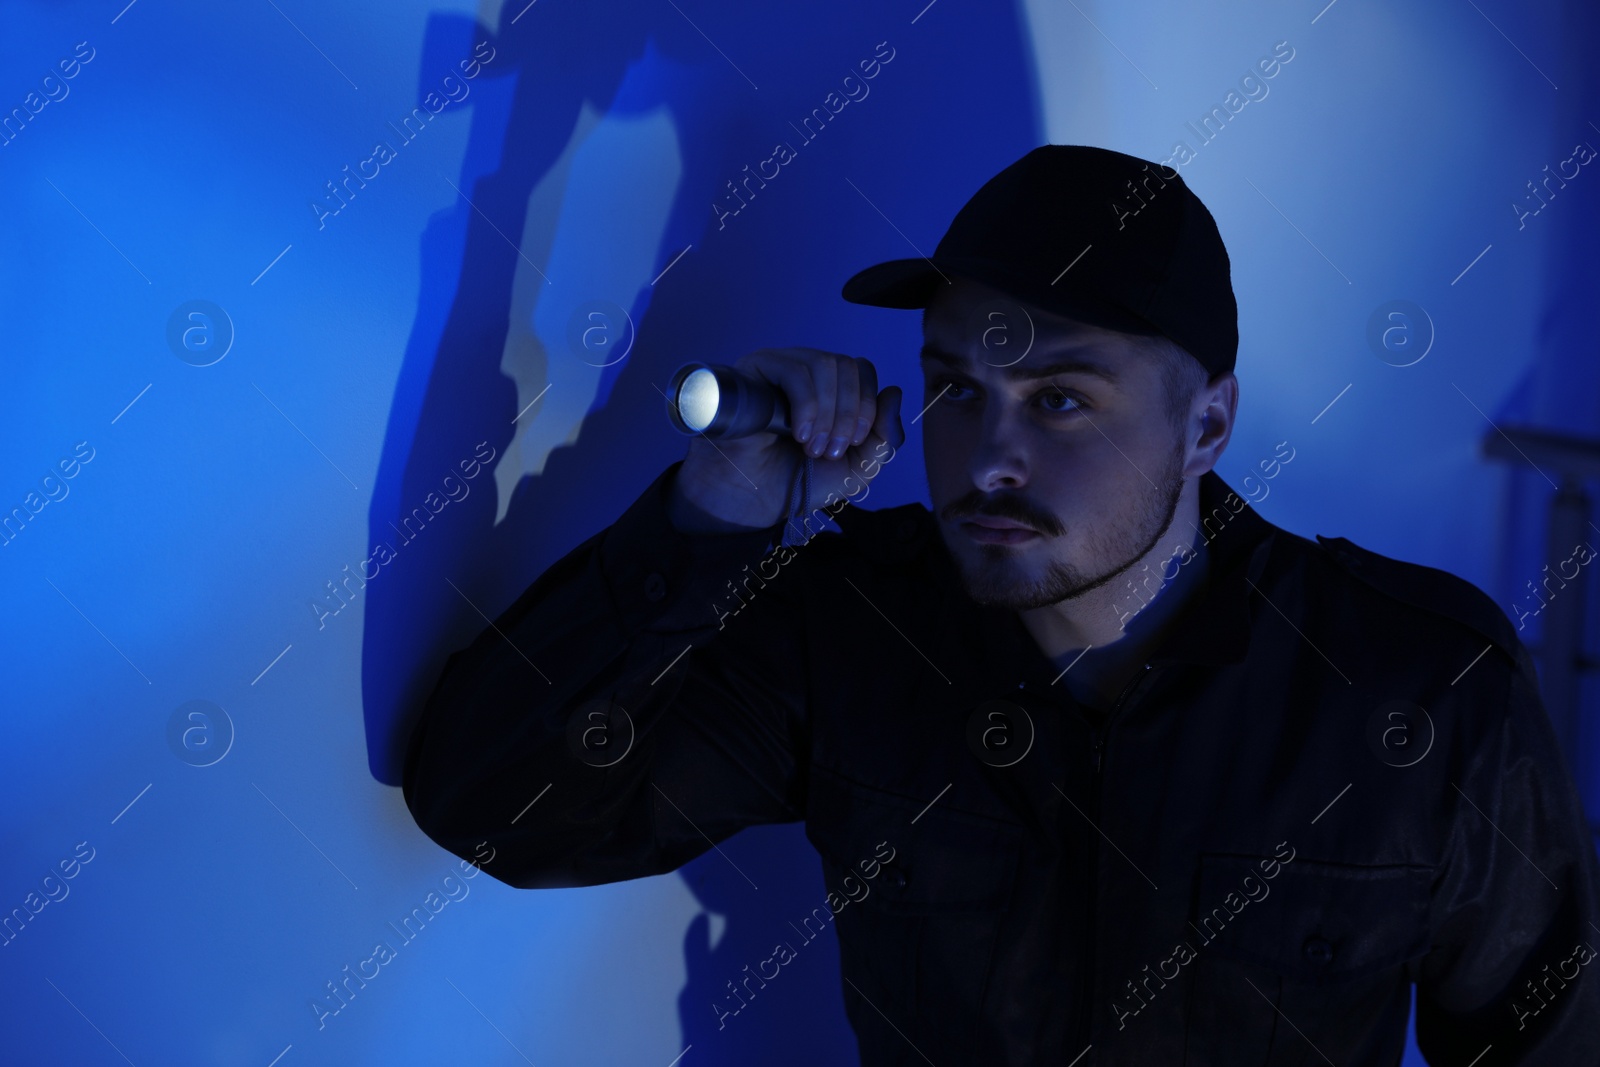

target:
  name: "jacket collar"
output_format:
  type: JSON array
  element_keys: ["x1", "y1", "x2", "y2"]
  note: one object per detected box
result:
[{"x1": 952, "y1": 470, "x2": 1281, "y2": 690}]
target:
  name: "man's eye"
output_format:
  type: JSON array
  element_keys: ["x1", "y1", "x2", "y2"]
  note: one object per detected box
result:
[
  {"x1": 932, "y1": 377, "x2": 970, "y2": 400},
  {"x1": 1038, "y1": 388, "x2": 1085, "y2": 414},
  {"x1": 928, "y1": 378, "x2": 1087, "y2": 415}
]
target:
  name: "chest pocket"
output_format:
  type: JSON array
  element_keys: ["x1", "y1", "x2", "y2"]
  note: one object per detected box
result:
[
  {"x1": 1183, "y1": 854, "x2": 1433, "y2": 1066},
  {"x1": 804, "y1": 765, "x2": 1024, "y2": 1057}
]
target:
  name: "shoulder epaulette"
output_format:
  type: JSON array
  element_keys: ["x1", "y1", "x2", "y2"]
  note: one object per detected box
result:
[{"x1": 1314, "y1": 534, "x2": 1522, "y2": 666}]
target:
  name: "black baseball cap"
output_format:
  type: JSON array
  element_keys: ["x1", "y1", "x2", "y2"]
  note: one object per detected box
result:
[{"x1": 840, "y1": 144, "x2": 1238, "y2": 379}]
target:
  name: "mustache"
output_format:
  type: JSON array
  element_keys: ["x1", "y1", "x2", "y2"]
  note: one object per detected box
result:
[{"x1": 942, "y1": 492, "x2": 1064, "y2": 536}]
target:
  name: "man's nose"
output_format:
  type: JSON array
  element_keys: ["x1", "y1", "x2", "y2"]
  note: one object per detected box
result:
[{"x1": 967, "y1": 403, "x2": 1029, "y2": 492}]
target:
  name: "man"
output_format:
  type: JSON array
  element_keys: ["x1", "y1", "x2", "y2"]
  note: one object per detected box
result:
[{"x1": 402, "y1": 145, "x2": 1600, "y2": 1063}]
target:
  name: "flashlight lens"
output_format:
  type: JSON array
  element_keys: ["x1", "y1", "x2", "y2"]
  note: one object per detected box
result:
[{"x1": 678, "y1": 368, "x2": 719, "y2": 432}]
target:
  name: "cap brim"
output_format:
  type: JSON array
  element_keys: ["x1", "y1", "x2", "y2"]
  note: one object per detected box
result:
[
  {"x1": 840, "y1": 257, "x2": 944, "y2": 309},
  {"x1": 841, "y1": 255, "x2": 1161, "y2": 336}
]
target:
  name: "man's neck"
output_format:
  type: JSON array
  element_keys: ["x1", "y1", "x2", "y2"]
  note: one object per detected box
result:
[{"x1": 1021, "y1": 488, "x2": 1206, "y2": 650}]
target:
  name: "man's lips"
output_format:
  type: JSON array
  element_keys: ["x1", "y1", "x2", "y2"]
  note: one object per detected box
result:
[
  {"x1": 957, "y1": 514, "x2": 1042, "y2": 544},
  {"x1": 961, "y1": 515, "x2": 1037, "y2": 531}
]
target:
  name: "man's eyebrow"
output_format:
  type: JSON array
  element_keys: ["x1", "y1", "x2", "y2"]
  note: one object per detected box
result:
[{"x1": 918, "y1": 344, "x2": 1122, "y2": 385}]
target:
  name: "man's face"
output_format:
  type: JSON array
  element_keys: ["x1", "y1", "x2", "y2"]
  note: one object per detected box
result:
[{"x1": 920, "y1": 277, "x2": 1190, "y2": 611}]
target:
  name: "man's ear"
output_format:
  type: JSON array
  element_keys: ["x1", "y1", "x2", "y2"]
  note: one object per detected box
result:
[{"x1": 1184, "y1": 372, "x2": 1238, "y2": 479}]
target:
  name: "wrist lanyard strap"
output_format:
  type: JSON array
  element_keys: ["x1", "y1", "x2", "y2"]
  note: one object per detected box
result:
[{"x1": 780, "y1": 452, "x2": 814, "y2": 549}]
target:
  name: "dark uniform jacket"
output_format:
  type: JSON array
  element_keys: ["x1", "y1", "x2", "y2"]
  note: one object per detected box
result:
[{"x1": 402, "y1": 459, "x2": 1600, "y2": 1065}]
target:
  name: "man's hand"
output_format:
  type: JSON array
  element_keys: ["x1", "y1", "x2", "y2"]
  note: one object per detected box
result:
[{"x1": 669, "y1": 347, "x2": 905, "y2": 531}]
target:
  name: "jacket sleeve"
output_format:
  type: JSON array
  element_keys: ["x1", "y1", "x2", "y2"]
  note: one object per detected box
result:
[
  {"x1": 1413, "y1": 641, "x2": 1600, "y2": 1063},
  {"x1": 401, "y1": 460, "x2": 812, "y2": 889}
]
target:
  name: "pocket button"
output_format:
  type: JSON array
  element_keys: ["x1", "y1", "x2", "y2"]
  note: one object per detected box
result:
[
  {"x1": 1303, "y1": 936, "x2": 1335, "y2": 967},
  {"x1": 644, "y1": 572, "x2": 667, "y2": 602}
]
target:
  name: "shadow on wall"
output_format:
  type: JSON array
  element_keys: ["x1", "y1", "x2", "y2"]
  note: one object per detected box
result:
[{"x1": 358, "y1": 2, "x2": 1040, "y2": 1062}]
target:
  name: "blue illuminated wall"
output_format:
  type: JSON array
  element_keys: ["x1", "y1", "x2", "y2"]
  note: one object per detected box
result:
[{"x1": 2, "y1": 0, "x2": 1595, "y2": 1063}]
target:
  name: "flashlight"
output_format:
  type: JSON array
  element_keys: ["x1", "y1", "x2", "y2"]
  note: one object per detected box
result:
[{"x1": 666, "y1": 362, "x2": 793, "y2": 440}]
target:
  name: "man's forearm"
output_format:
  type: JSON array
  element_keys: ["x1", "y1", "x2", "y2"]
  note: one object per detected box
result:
[{"x1": 402, "y1": 461, "x2": 793, "y2": 889}]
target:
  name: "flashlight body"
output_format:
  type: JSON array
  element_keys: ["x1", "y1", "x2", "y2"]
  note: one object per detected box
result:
[{"x1": 666, "y1": 362, "x2": 793, "y2": 440}]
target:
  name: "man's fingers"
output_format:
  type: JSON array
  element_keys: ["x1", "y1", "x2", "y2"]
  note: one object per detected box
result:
[
  {"x1": 735, "y1": 348, "x2": 888, "y2": 460},
  {"x1": 823, "y1": 358, "x2": 862, "y2": 460},
  {"x1": 806, "y1": 356, "x2": 838, "y2": 456}
]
